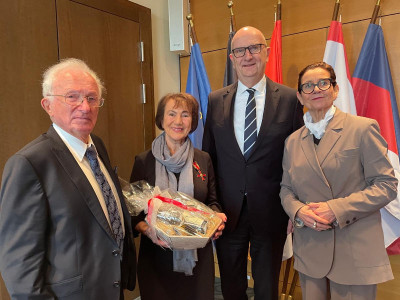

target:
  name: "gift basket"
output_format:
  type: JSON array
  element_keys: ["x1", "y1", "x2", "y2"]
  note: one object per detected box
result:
[{"x1": 120, "y1": 179, "x2": 222, "y2": 250}]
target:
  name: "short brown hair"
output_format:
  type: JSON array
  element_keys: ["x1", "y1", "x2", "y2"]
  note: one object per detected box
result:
[
  {"x1": 155, "y1": 93, "x2": 199, "y2": 134},
  {"x1": 297, "y1": 61, "x2": 337, "y2": 93}
]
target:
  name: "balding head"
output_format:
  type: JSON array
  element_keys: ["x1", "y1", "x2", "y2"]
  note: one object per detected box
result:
[{"x1": 230, "y1": 26, "x2": 269, "y2": 88}]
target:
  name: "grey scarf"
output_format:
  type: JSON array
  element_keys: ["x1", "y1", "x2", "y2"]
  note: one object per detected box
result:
[{"x1": 151, "y1": 132, "x2": 198, "y2": 275}]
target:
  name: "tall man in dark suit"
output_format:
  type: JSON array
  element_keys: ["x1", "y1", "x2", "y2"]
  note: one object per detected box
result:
[
  {"x1": 0, "y1": 58, "x2": 136, "y2": 299},
  {"x1": 203, "y1": 26, "x2": 303, "y2": 299}
]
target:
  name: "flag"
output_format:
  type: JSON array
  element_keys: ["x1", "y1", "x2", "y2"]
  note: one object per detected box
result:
[
  {"x1": 352, "y1": 23, "x2": 400, "y2": 255},
  {"x1": 223, "y1": 30, "x2": 237, "y2": 87},
  {"x1": 323, "y1": 20, "x2": 357, "y2": 115},
  {"x1": 186, "y1": 43, "x2": 211, "y2": 149},
  {"x1": 264, "y1": 13, "x2": 292, "y2": 260},
  {"x1": 265, "y1": 19, "x2": 282, "y2": 83},
  {"x1": 264, "y1": 16, "x2": 292, "y2": 260}
]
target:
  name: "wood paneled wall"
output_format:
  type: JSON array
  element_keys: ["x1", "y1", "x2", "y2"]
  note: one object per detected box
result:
[
  {"x1": 179, "y1": 0, "x2": 400, "y2": 299},
  {"x1": 180, "y1": 0, "x2": 400, "y2": 104}
]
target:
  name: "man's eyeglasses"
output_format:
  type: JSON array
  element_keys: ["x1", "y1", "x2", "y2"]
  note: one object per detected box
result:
[
  {"x1": 231, "y1": 44, "x2": 266, "y2": 58},
  {"x1": 300, "y1": 78, "x2": 334, "y2": 94},
  {"x1": 48, "y1": 93, "x2": 104, "y2": 107}
]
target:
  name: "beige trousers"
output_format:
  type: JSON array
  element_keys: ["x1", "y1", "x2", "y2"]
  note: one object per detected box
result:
[{"x1": 299, "y1": 272, "x2": 377, "y2": 300}]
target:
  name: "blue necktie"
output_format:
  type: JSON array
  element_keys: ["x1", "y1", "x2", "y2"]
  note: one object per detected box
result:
[
  {"x1": 85, "y1": 146, "x2": 123, "y2": 255},
  {"x1": 244, "y1": 88, "x2": 257, "y2": 160}
]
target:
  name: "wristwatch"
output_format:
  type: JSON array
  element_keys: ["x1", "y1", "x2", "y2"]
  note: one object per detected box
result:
[{"x1": 294, "y1": 217, "x2": 304, "y2": 228}]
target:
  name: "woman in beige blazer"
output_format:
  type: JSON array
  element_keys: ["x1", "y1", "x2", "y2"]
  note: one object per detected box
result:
[{"x1": 280, "y1": 62, "x2": 398, "y2": 300}]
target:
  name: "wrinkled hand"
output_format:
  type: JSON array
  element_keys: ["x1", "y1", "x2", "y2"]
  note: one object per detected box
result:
[
  {"x1": 308, "y1": 202, "x2": 336, "y2": 224},
  {"x1": 297, "y1": 204, "x2": 332, "y2": 231},
  {"x1": 135, "y1": 221, "x2": 169, "y2": 248},
  {"x1": 212, "y1": 213, "x2": 227, "y2": 240}
]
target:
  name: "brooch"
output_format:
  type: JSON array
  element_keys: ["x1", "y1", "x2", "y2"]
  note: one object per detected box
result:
[{"x1": 193, "y1": 161, "x2": 206, "y2": 181}]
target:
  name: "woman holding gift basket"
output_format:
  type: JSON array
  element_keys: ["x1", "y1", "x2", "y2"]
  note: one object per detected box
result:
[
  {"x1": 130, "y1": 92, "x2": 226, "y2": 300},
  {"x1": 280, "y1": 62, "x2": 397, "y2": 300}
]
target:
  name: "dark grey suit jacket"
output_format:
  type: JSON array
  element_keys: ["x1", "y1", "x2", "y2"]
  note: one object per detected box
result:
[
  {"x1": 203, "y1": 79, "x2": 303, "y2": 235},
  {"x1": 0, "y1": 126, "x2": 136, "y2": 299}
]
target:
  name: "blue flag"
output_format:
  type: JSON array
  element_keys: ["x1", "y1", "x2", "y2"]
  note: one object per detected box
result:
[{"x1": 186, "y1": 43, "x2": 211, "y2": 149}]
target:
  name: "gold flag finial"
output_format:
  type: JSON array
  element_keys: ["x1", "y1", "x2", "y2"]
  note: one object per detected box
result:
[
  {"x1": 186, "y1": 14, "x2": 198, "y2": 44},
  {"x1": 227, "y1": 1, "x2": 237, "y2": 32},
  {"x1": 186, "y1": 14, "x2": 193, "y2": 27}
]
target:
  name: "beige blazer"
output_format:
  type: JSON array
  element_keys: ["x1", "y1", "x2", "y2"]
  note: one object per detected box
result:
[{"x1": 280, "y1": 108, "x2": 397, "y2": 285}]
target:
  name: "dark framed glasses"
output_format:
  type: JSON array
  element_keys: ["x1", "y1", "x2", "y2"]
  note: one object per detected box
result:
[
  {"x1": 231, "y1": 44, "x2": 266, "y2": 58},
  {"x1": 300, "y1": 78, "x2": 334, "y2": 94}
]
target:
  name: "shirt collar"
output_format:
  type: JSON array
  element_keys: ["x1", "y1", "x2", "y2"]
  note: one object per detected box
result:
[
  {"x1": 52, "y1": 123, "x2": 95, "y2": 162},
  {"x1": 237, "y1": 75, "x2": 266, "y2": 97}
]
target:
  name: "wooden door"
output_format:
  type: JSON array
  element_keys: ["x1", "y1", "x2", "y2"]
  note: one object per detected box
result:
[
  {"x1": 0, "y1": 0, "x2": 58, "y2": 180},
  {"x1": 0, "y1": 0, "x2": 58, "y2": 296},
  {"x1": 57, "y1": 0, "x2": 154, "y2": 180}
]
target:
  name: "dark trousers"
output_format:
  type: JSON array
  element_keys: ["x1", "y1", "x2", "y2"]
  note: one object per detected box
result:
[{"x1": 216, "y1": 201, "x2": 286, "y2": 300}]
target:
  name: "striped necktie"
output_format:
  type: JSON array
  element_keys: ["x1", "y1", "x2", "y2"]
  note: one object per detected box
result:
[
  {"x1": 244, "y1": 88, "x2": 257, "y2": 160},
  {"x1": 85, "y1": 146, "x2": 124, "y2": 256}
]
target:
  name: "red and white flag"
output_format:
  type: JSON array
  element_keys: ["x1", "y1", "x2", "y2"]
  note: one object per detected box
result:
[{"x1": 323, "y1": 20, "x2": 357, "y2": 115}]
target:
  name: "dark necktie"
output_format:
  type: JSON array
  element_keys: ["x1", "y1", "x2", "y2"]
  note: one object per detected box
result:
[
  {"x1": 244, "y1": 88, "x2": 257, "y2": 160},
  {"x1": 85, "y1": 146, "x2": 123, "y2": 255}
]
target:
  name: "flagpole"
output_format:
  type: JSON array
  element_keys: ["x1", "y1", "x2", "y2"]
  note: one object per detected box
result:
[
  {"x1": 186, "y1": 14, "x2": 198, "y2": 45},
  {"x1": 371, "y1": 0, "x2": 381, "y2": 24},
  {"x1": 332, "y1": 0, "x2": 340, "y2": 21},
  {"x1": 277, "y1": 0, "x2": 281, "y2": 21},
  {"x1": 227, "y1": 1, "x2": 237, "y2": 32}
]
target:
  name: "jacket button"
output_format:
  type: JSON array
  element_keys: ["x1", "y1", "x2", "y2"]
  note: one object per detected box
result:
[
  {"x1": 352, "y1": 217, "x2": 356, "y2": 221},
  {"x1": 112, "y1": 250, "x2": 120, "y2": 257},
  {"x1": 113, "y1": 281, "x2": 120, "y2": 288},
  {"x1": 346, "y1": 220, "x2": 350, "y2": 224}
]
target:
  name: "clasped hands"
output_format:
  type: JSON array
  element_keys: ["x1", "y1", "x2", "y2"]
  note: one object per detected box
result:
[{"x1": 295, "y1": 202, "x2": 336, "y2": 232}]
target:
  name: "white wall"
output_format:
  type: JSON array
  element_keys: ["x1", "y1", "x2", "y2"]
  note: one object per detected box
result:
[{"x1": 129, "y1": 0, "x2": 181, "y2": 108}]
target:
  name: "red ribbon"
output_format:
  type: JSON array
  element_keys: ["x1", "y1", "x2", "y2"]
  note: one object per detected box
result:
[
  {"x1": 148, "y1": 195, "x2": 209, "y2": 215},
  {"x1": 193, "y1": 161, "x2": 206, "y2": 181}
]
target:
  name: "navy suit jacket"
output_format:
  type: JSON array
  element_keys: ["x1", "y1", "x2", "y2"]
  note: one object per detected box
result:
[
  {"x1": 0, "y1": 126, "x2": 136, "y2": 299},
  {"x1": 203, "y1": 79, "x2": 303, "y2": 235}
]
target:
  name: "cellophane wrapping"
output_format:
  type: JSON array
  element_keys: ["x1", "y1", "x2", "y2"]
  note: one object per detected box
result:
[{"x1": 120, "y1": 179, "x2": 222, "y2": 249}]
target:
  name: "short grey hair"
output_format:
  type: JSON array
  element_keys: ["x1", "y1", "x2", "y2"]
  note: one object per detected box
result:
[{"x1": 42, "y1": 58, "x2": 105, "y2": 98}]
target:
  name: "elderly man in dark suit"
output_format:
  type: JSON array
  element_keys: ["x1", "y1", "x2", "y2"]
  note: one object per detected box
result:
[
  {"x1": 203, "y1": 26, "x2": 303, "y2": 300},
  {"x1": 0, "y1": 58, "x2": 136, "y2": 299}
]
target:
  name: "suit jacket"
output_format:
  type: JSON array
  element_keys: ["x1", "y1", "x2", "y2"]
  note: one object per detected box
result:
[
  {"x1": 0, "y1": 126, "x2": 136, "y2": 299},
  {"x1": 280, "y1": 108, "x2": 397, "y2": 285},
  {"x1": 203, "y1": 79, "x2": 303, "y2": 235}
]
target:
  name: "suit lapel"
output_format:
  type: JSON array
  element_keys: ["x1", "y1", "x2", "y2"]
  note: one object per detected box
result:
[
  {"x1": 300, "y1": 109, "x2": 345, "y2": 188},
  {"x1": 223, "y1": 83, "x2": 244, "y2": 159},
  {"x1": 300, "y1": 128, "x2": 330, "y2": 187},
  {"x1": 46, "y1": 127, "x2": 116, "y2": 241},
  {"x1": 315, "y1": 109, "x2": 344, "y2": 166}
]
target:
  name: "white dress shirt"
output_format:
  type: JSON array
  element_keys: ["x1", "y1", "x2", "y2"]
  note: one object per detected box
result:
[
  {"x1": 233, "y1": 76, "x2": 267, "y2": 153},
  {"x1": 53, "y1": 123, "x2": 125, "y2": 234}
]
